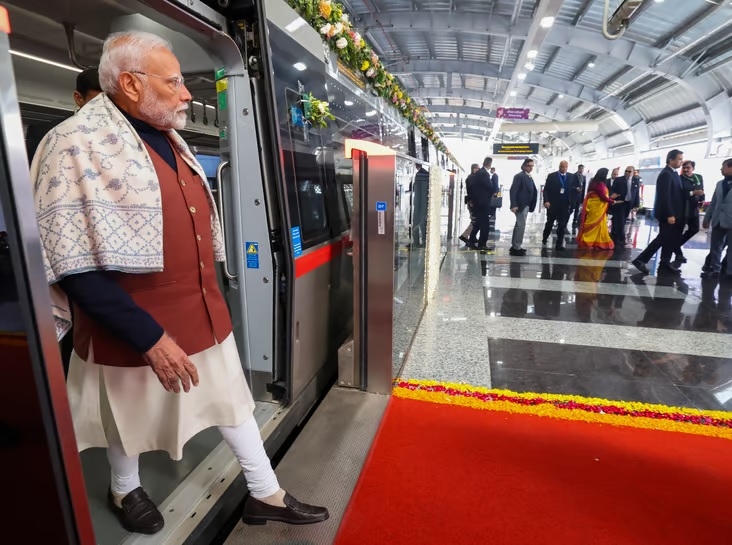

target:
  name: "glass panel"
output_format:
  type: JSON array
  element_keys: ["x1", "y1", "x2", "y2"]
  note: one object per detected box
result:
[
  {"x1": 392, "y1": 157, "x2": 427, "y2": 375},
  {"x1": 283, "y1": 88, "x2": 331, "y2": 242}
]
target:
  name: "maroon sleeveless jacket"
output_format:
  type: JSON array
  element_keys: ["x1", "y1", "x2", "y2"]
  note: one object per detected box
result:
[{"x1": 72, "y1": 141, "x2": 233, "y2": 367}]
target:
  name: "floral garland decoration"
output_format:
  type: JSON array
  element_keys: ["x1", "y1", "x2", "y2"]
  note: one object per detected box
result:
[
  {"x1": 286, "y1": 0, "x2": 458, "y2": 166},
  {"x1": 300, "y1": 91, "x2": 336, "y2": 128},
  {"x1": 393, "y1": 379, "x2": 732, "y2": 440}
]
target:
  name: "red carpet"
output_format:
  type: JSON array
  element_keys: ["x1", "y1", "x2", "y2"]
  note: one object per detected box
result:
[{"x1": 335, "y1": 397, "x2": 732, "y2": 545}]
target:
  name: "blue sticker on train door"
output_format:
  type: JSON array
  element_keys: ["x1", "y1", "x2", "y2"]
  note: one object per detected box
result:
[
  {"x1": 291, "y1": 226, "x2": 303, "y2": 257},
  {"x1": 376, "y1": 201, "x2": 387, "y2": 211},
  {"x1": 245, "y1": 242, "x2": 259, "y2": 269}
]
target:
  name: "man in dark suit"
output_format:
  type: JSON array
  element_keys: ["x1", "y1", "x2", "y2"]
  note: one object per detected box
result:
[
  {"x1": 541, "y1": 160, "x2": 577, "y2": 251},
  {"x1": 25, "y1": 68, "x2": 102, "y2": 163},
  {"x1": 459, "y1": 163, "x2": 480, "y2": 245},
  {"x1": 489, "y1": 167, "x2": 500, "y2": 220},
  {"x1": 609, "y1": 166, "x2": 641, "y2": 247},
  {"x1": 467, "y1": 156, "x2": 498, "y2": 250},
  {"x1": 632, "y1": 149, "x2": 686, "y2": 275},
  {"x1": 570, "y1": 164, "x2": 586, "y2": 229},
  {"x1": 412, "y1": 163, "x2": 430, "y2": 247}
]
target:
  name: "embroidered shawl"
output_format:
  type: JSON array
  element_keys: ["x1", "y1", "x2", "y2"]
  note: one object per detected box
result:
[{"x1": 31, "y1": 94, "x2": 226, "y2": 339}]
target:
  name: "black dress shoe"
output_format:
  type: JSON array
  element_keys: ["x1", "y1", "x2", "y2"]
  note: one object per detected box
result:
[
  {"x1": 631, "y1": 258, "x2": 649, "y2": 275},
  {"x1": 242, "y1": 493, "x2": 329, "y2": 526},
  {"x1": 108, "y1": 487, "x2": 164, "y2": 535},
  {"x1": 658, "y1": 262, "x2": 681, "y2": 275}
]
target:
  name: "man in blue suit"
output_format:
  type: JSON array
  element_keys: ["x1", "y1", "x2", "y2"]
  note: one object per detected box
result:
[
  {"x1": 541, "y1": 160, "x2": 578, "y2": 251},
  {"x1": 633, "y1": 150, "x2": 685, "y2": 275}
]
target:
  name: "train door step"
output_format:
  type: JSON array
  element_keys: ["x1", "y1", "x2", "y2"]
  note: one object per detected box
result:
[{"x1": 224, "y1": 387, "x2": 388, "y2": 544}]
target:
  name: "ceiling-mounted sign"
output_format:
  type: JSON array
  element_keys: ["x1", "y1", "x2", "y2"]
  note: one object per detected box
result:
[
  {"x1": 493, "y1": 143, "x2": 539, "y2": 155},
  {"x1": 496, "y1": 107, "x2": 530, "y2": 120}
]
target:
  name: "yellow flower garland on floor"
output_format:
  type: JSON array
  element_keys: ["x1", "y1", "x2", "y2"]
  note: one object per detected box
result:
[
  {"x1": 286, "y1": 0, "x2": 459, "y2": 166},
  {"x1": 393, "y1": 378, "x2": 732, "y2": 440}
]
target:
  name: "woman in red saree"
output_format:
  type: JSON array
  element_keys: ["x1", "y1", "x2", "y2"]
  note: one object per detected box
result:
[{"x1": 577, "y1": 168, "x2": 619, "y2": 250}]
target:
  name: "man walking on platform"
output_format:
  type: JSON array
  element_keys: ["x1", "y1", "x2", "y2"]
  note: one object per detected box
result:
[
  {"x1": 467, "y1": 157, "x2": 497, "y2": 250},
  {"x1": 631, "y1": 150, "x2": 686, "y2": 275},
  {"x1": 459, "y1": 163, "x2": 480, "y2": 245},
  {"x1": 542, "y1": 160, "x2": 577, "y2": 251},
  {"x1": 609, "y1": 166, "x2": 640, "y2": 248},
  {"x1": 509, "y1": 158, "x2": 538, "y2": 256},
  {"x1": 701, "y1": 158, "x2": 732, "y2": 280}
]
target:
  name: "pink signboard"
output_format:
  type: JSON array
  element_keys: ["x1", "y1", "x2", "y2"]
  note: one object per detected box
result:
[{"x1": 496, "y1": 108, "x2": 530, "y2": 120}]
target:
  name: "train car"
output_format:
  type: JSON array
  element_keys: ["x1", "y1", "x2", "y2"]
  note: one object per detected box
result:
[{"x1": 1, "y1": 0, "x2": 451, "y2": 542}]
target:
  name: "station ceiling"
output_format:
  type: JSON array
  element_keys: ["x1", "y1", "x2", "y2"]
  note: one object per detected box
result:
[
  {"x1": 340, "y1": 0, "x2": 732, "y2": 158},
  {"x1": 5, "y1": 0, "x2": 732, "y2": 159}
]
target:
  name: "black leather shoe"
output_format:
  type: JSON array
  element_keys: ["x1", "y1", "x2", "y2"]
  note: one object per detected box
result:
[
  {"x1": 108, "y1": 487, "x2": 164, "y2": 535},
  {"x1": 632, "y1": 258, "x2": 649, "y2": 275},
  {"x1": 242, "y1": 493, "x2": 329, "y2": 526}
]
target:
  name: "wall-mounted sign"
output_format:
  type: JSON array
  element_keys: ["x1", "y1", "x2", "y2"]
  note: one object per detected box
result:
[
  {"x1": 638, "y1": 157, "x2": 661, "y2": 168},
  {"x1": 496, "y1": 107, "x2": 530, "y2": 120},
  {"x1": 493, "y1": 143, "x2": 539, "y2": 155}
]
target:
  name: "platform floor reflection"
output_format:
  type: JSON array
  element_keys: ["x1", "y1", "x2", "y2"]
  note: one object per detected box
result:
[{"x1": 400, "y1": 207, "x2": 732, "y2": 412}]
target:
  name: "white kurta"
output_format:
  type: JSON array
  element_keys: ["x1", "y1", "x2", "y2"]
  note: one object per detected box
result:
[{"x1": 66, "y1": 332, "x2": 256, "y2": 460}]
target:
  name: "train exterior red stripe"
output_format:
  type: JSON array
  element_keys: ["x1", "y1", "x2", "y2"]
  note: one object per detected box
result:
[{"x1": 294, "y1": 238, "x2": 349, "y2": 278}]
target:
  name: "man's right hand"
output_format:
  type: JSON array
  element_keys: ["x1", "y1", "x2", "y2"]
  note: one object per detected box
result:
[
  {"x1": 668, "y1": 216, "x2": 676, "y2": 225},
  {"x1": 544, "y1": 202, "x2": 551, "y2": 209},
  {"x1": 511, "y1": 207, "x2": 519, "y2": 214},
  {"x1": 144, "y1": 333, "x2": 200, "y2": 393}
]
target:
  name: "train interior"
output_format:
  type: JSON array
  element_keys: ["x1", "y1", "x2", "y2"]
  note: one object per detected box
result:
[{"x1": 5, "y1": 0, "x2": 454, "y2": 542}]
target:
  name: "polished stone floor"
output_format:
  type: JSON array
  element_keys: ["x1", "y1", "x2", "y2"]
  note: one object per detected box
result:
[{"x1": 400, "y1": 206, "x2": 732, "y2": 411}]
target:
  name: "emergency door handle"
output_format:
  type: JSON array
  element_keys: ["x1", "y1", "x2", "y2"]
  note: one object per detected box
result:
[{"x1": 215, "y1": 160, "x2": 237, "y2": 281}]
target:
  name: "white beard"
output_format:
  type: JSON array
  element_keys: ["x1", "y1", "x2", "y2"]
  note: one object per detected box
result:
[{"x1": 138, "y1": 92, "x2": 189, "y2": 131}]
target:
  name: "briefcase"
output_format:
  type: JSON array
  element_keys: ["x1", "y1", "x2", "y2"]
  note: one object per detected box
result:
[{"x1": 490, "y1": 195, "x2": 503, "y2": 208}]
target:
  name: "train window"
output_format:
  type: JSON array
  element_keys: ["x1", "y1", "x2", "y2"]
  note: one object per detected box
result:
[
  {"x1": 284, "y1": 88, "x2": 330, "y2": 244},
  {"x1": 195, "y1": 153, "x2": 221, "y2": 191}
]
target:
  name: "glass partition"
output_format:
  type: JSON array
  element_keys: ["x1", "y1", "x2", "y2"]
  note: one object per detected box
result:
[{"x1": 392, "y1": 157, "x2": 427, "y2": 375}]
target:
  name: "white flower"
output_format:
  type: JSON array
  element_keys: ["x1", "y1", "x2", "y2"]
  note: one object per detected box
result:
[
  {"x1": 320, "y1": 23, "x2": 332, "y2": 35},
  {"x1": 336, "y1": 37, "x2": 348, "y2": 49},
  {"x1": 334, "y1": 22, "x2": 344, "y2": 34},
  {"x1": 341, "y1": 13, "x2": 349, "y2": 24},
  {"x1": 353, "y1": 32, "x2": 362, "y2": 46},
  {"x1": 366, "y1": 68, "x2": 375, "y2": 78},
  {"x1": 318, "y1": 103, "x2": 326, "y2": 114}
]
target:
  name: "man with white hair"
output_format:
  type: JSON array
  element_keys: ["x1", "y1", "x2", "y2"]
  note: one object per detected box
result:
[{"x1": 31, "y1": 31, "x2": 328, "y2": 534}]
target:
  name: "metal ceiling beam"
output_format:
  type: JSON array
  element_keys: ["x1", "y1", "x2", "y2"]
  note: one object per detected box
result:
[
  {"x1": 541, "y1": 46, "x2": 560, "y2": 74},
  {"x1": 541, "y1": 23, "x2": 732, "y2": 154},
  {"x1": 425, "y1": 103, "x2": 572, "y2": 123},
  {"x1": 409, "y1": 70, "x2": 646, "y2": 149},
  {"x1": 486, "y1": 0, "x2": 566, "y2": 145},
  {"x1": 521, "y1": 71, "x2": 648, "y2": 144},
  {"x1": 572, "y1": 0, "x2": 594, "y2": 26},
  {"x1": 356, "y1": 12, "x2": 533, "y2": 39},
  {"x1": 654, "y1": 1, "x2": 729, "y2": 50},
  {"x1": 372, "y1": 8, "x2": 732, "y2": 156},
  {"x1": 390, "y1": 59, "x2": 508, "y2": 79}
]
